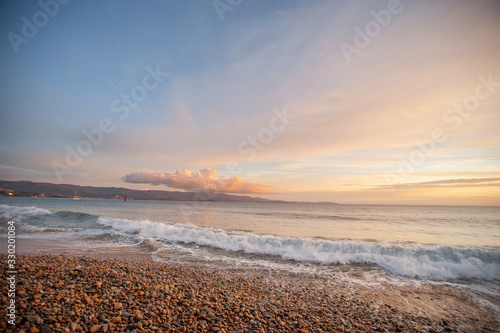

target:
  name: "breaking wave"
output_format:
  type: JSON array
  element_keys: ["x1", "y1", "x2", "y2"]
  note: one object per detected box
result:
[
  {"x1": 97, "y1": 216, "x2": 500, "y2": 281},
  {"x1": 0, "y1": 204, "x2": 51, "y2": 217}
]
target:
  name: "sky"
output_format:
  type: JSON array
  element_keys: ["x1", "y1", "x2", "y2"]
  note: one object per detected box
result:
[{"x1": 0, "y1": 0, "x2": 499, "y2": 205}]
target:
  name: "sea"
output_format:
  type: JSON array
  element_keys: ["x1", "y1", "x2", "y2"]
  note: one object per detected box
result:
[{"x1": 1, "y1": 197, "x2": 499, "y2": 317}]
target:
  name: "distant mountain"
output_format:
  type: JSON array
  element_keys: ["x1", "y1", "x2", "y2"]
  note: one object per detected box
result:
[{"x1": 0, "y1": 180, "x2": 281, "y2": 203}]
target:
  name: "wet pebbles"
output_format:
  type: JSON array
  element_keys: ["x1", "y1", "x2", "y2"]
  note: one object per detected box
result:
[{"x1": 1, "y1": 254, "x2": 462, "y2": 332}]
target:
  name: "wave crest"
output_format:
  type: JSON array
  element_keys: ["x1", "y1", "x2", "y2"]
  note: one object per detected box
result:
[
  {"x1": 0, "y1": 204, "x2": 52, "y2": 217},
  {"x1": 97, "y1": 216, "x2": 500, "y2": 281}
]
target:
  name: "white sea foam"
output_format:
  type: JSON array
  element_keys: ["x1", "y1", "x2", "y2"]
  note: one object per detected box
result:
[
  {"x1": 97, "y1": 216, "x2": 500, "y2": 281},
  {"x1": 0, "y1": 204, "x2": 51, "y2": 218}
]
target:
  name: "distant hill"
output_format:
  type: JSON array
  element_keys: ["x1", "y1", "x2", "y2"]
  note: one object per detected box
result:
[{"x1": 0, "y1": 180, "x2": 280, "y2": 203}]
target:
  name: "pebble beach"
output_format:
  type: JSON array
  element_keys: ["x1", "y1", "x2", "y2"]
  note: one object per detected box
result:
[{"x1": 2, "y1": 253, "x2": 498, "y2": 333}]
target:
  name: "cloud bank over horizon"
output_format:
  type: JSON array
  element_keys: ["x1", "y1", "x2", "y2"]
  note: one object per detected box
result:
[{"x1": 122, "y1": 169, "x2": 272, "y2": 194}]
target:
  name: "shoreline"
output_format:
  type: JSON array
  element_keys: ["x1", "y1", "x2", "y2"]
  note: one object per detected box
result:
[
  {"x1": 1, "y1": 241, "x2": 499, "y2": 332},
  {"x1": 1, "y1": 236, "x2": 154, "y2": 262}
]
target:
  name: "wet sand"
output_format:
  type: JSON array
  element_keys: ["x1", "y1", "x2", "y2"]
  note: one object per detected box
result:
[{"x1": 1, "y1": 238, "x2": 498, "y2": 332}]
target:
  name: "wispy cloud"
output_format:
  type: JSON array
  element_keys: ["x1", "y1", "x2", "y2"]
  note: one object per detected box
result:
[
  {"x1": 418, "y1": 178, "x2": 500, "y2": 185},
  {"x1": 373, "y1": 178, "x2": 500, "y2": 190},
  {"x1": 122, "y1": 168, "x2": 272, "y2": 194}
]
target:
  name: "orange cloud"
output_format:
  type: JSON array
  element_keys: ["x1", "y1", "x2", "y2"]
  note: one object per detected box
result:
[{"x1": 122, "y1": 168, "x2": 271, "y2": 194}]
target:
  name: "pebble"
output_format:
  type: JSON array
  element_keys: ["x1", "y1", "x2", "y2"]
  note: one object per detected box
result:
[
  {"x1": 0, "y1": 254, "x2": 479, "y2": 332},
  {"x1": 90, "y1": 324, "x2": 102, "y2": 332}
]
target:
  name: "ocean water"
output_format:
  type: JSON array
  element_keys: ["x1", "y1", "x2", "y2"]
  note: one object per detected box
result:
[{"x1": 1, "y1": 197, "x2": 499, "y2": 287}]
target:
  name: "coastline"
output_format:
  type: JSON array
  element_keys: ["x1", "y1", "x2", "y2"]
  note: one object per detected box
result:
[{"x1": 1, "y1": 239, "x2": 499, "y2": 332}]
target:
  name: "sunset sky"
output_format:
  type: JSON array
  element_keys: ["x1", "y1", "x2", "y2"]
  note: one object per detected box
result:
[{"x1": 1, "y1": 0, "x2": 499, "y2": 205}]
